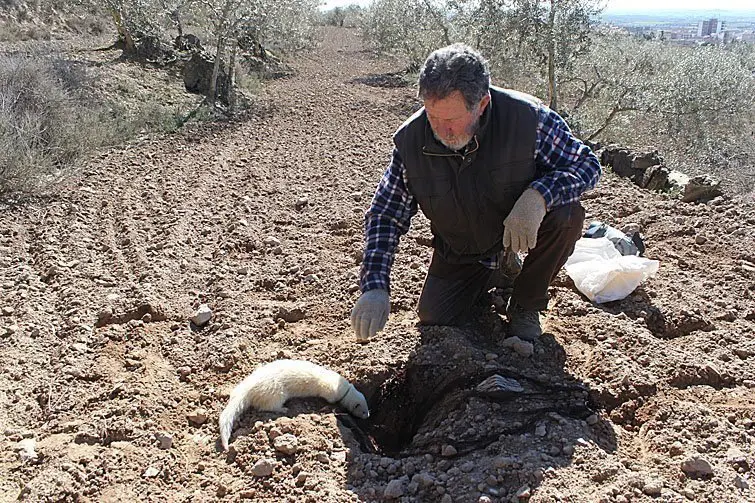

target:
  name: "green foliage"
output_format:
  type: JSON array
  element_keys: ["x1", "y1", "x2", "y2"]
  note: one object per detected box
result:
[{"x1": 361, "y1": 0, "x2": 453, "y2": 70}]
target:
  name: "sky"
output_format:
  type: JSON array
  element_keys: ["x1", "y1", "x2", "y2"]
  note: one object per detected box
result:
[{"x1": 319, "y1": 0, "x2": 755, "y2": 12}]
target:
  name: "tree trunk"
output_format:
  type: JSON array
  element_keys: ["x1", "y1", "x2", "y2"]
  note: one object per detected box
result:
[
  {"x1": 110, "y1": 8, "x2": 136, "y2": 54},
  {"x1": 208, "y1": 33, "x2": 226, "y2": 106},
  {"x1": 547, "y1": 0, "x2": 558, "y2": 111},
  {"x1": 227, "y1": 41, "x2": 237, "y2": 111}
]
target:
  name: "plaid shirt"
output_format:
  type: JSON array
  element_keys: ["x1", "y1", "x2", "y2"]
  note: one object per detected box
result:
[{"x1": 360, "y1": 105, "x2": 601, "y2": 293}]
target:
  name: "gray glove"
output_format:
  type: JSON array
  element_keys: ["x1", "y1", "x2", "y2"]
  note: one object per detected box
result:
[
  {"x1": 350, "y1": 289, "x2": 390, "y2": 341},
  {"x1": 503, "y1": 188, "x2": 547, "y2": 253}
]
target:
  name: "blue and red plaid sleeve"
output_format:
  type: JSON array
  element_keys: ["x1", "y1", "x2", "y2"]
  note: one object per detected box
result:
[
  {"x1": 530, "y1": 106, "x2": 601, "y2": 209},
  {"x1": 360, "y1": 149, "x2": 419, "y2": 292}
]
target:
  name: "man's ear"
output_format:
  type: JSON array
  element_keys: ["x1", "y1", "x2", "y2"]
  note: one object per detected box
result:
[{"x1": 478, "y1": 93, "x2": 491, "y2": 116}]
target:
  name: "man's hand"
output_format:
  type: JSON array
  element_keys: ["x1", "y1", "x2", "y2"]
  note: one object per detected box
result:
[
  {"x1": 503, "y1": 188, "x2": 547, "y2": 253},
  {"x1": 350, "y1": 289, "x2": 390, "y2": 342}
]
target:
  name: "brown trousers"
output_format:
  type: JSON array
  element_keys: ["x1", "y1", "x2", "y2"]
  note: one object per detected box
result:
[{"x1": 417, "y1": 202, "x2": 585, "y2": 325}]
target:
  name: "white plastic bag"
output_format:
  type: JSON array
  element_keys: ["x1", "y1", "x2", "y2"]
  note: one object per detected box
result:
[{"x1": 564, "y1": 237, "x2": 659, "y2": 304}]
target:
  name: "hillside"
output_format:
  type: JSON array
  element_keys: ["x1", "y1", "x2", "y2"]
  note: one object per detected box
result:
[{"x1": 1, "y1": 27, "x2": 754, "y2": 502}]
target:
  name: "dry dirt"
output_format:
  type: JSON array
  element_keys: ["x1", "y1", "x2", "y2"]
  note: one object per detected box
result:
[{"x1": 1, "y1": 27, "x2": 755, "y2": 503}]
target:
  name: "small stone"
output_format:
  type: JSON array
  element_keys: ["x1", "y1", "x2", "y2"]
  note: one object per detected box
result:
[
  {"x1": 535, "y1": 424, "x2": 546, "y2": 437},
  {"x1": 155, "y1": 433, "x2": 173, "y2": 449},
  {"x1": 273, "y1": 433, "x2": 299, "y2": 455},
  {"x1": 515, "y1": 485, "x2": 531, "y2": 499},
  {"x1": 681, "y1": 456, "x2": 713, "y2": 477},
  {"x1": 1, "y1": 306, "x2": 14, "y2": 316},
  {"x1": 383, "y1": 479, "x2": 405, "y2": 499},
  {"x1": 263, "y1": 236, "x2": 281, "y2": 247},
  {"x1": 669, "y1": 441, "x2": 684, "y2": 456},
  {"x1": 16, "y1": 439, "x2": 37, "y2": 461},
  {"x1": 441, "y1": 495, "x2": 452, "y2": 503},
  {"x1": 695, "y1": 235, "x2": 707, "y2": 245},
  {"x1": 460, "y1": 461, "x2": 474, "y2": 472},
  {"x1": 187, "y1": 408, "x2": 208, "y2": 425},
  {"x1": 190, "y1": 304, "x2": 212, "y2": 327},
  {"x1": 586, "y1": 414, "x2": 599, "y2": 425},
  {"x1": 562, "y1": 445, "x2": 575, "y2": 456},
  {"x1": 294, "y1": 471, "x2": 309, "y2": 487},
  {"x1": 143, "y1": 466, "x2": 160, "y2": 478},
  {"x1": 501, "y1": 336, "x2": 534, "y2": 358},
  {"x1": 295, "y1": 197, "x2": 309, "y2": 210},
  {"x1": 643, "y1": 481, "x2": 662, "y2": 496},
  {"x1": 97, "y1": 307, "x2": 113, "y2": 325},
  {"x1": 734, "y1": 475, "x2": 750, "y2": 490},
  {"x1": 251, "y1": 458, "x2": 275, "y2": 477},
  {"x1": 441, "y1": 444, "x2": 457, "y2": 457},
  {"x1": 412, "y1": 472, "x2": 434, "y2": 488},
  {"x1": 479, "y1": 497, "x2": 493, "y2": 503}
]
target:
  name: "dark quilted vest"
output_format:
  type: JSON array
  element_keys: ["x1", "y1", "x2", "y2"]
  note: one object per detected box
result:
[{"x1": 393, "y1": 86, "x2": 540, "y2": 264}]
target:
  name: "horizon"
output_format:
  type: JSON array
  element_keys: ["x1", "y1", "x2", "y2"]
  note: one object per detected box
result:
[{"x1": 319, "y1": 0, "x2": 755, "y2": 15}]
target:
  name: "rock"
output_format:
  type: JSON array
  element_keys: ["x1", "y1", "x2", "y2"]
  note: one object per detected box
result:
[
  {"x1": 16, "y1": 439, "x2": 37, "y2": 461},
  {"x1": 275, "y1": 306, "x2": 306, "y2": 323},
  {"x1": 155, "y1": 433, "x2": 173, "y2": 450},
  {"x1": 502, "y1": 336, "x2": 534, "y2": 358},
  {"x1": 263, "y1": 236, "x2": 281, "y2": 247},
  {"x1": 183, "y1": 52, "x2": 229, "y2": 103},
  {"x1": 2, "y1": 306, "x2": 14, "y2": 316},
  {"x1": 535, "y1": 424, "x2": 546, "y2": 437},
  {"x1": 294, "y1": 471, "x2": 309, "y2": 487},
  {"x1": 682, "y1": 174, "x2": 722, "y2": 203},
  {"x1": 586, "y1": 414, "x2": 600, "y2": 425},
  {"x1": 460, "y1": 461, "x2": 474, "y2": 472},
  {"x1": 681, "y1": 456, "x2": 713, "y2": 478},
  {"x1": 441, "y1": 495, "x2": 453, "y2": 503},
  {"x1": 695, "y1": 235, "x2": 707, "y2": 245},
  {"x1": 251, "y1": 458, "x2": 275, "y2": 477},
  {"x1": 97, "y1": 307, "x2": 113, "y2": 326},
  {"x1": 642, "y1": 481, "x2": 662, "y2": 496},
  {"x1": 515, "y1": 485, "x2": 531, "y2": 500},
  {"x1": 295, "y1": 197, "x2": 309, "y2": 210},
  {"x1": 734, "y1": 475, "x2": 750, "y2": 490},
  {"x1": 441, "y1": 444, "x2": 457, "y2": 457},
  {"x1": 190, "y1": 304, "x2": 212, "y2": 327},
  {"x1": 273, "y1": 433, "x2": 299, "y2": 455},
  {"x1": 669, "y1": 441, "x2": 684, "y2": 456},
  {"x1": 383, "y1": 479, "x2": 405, "y2": 499},
  {"x1": 412, "y1": 472, "x2": 434, "y2": 488},
  {"x1": 143, "y1": 466, "x2": 160, "y2": 478},
  {"x1": 187, "y1": 408, "x2": 208, "y2": 425}
]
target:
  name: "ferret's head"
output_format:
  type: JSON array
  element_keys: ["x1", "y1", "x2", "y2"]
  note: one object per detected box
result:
[{"x1": 341, "y1": 385, "x2": 370, "y2": 419}]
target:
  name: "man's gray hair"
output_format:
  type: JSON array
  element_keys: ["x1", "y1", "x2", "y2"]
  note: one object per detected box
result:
[{"x1": 418, "y1": 44, "x2": 490, "y2": 110}]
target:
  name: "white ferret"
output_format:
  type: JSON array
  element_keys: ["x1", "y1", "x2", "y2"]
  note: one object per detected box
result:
[{"x1": 219, "y1": 359, "x2": 370, "y2": 450}]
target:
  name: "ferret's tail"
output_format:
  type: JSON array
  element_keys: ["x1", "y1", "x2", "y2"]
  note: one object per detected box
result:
[{"x1": 219, "y1": 390, "x2": 249, "y2": 451}]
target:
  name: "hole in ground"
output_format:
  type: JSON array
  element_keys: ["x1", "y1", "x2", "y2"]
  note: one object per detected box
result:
[{"x1": 343, "y1": 360, "x2": 596, "y2": 458}]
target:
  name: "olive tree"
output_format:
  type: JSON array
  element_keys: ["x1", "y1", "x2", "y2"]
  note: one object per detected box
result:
[
  {"x1": 361, "y1": 0, "x2": 454, "y2": 70},
  {"x1": 564, "y1": 31, "x2": 755, "y2": 187}
]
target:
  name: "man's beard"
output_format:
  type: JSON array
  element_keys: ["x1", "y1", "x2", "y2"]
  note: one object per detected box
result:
[{"x1": 433, "y1": 116, "x2": 480, "y2": 152}]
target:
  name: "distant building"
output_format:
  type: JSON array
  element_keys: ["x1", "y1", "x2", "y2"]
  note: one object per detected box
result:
[{"x1": 697, "y1": 18, "x2": 725, "y2": 37}]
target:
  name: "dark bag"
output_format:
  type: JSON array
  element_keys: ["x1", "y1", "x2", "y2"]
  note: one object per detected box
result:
[{"x1": 584, "y1": 221, "x2": 646, "y2": 257}]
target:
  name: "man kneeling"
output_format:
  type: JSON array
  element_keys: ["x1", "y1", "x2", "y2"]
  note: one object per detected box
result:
[{"x1": 351, "y1": 44, "x2": 601, "y2": 342}]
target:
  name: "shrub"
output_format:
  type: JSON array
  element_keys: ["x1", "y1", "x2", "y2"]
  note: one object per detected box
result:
[{"x1": 0, "y1": 55, "x2": 105, "y2": 194}]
